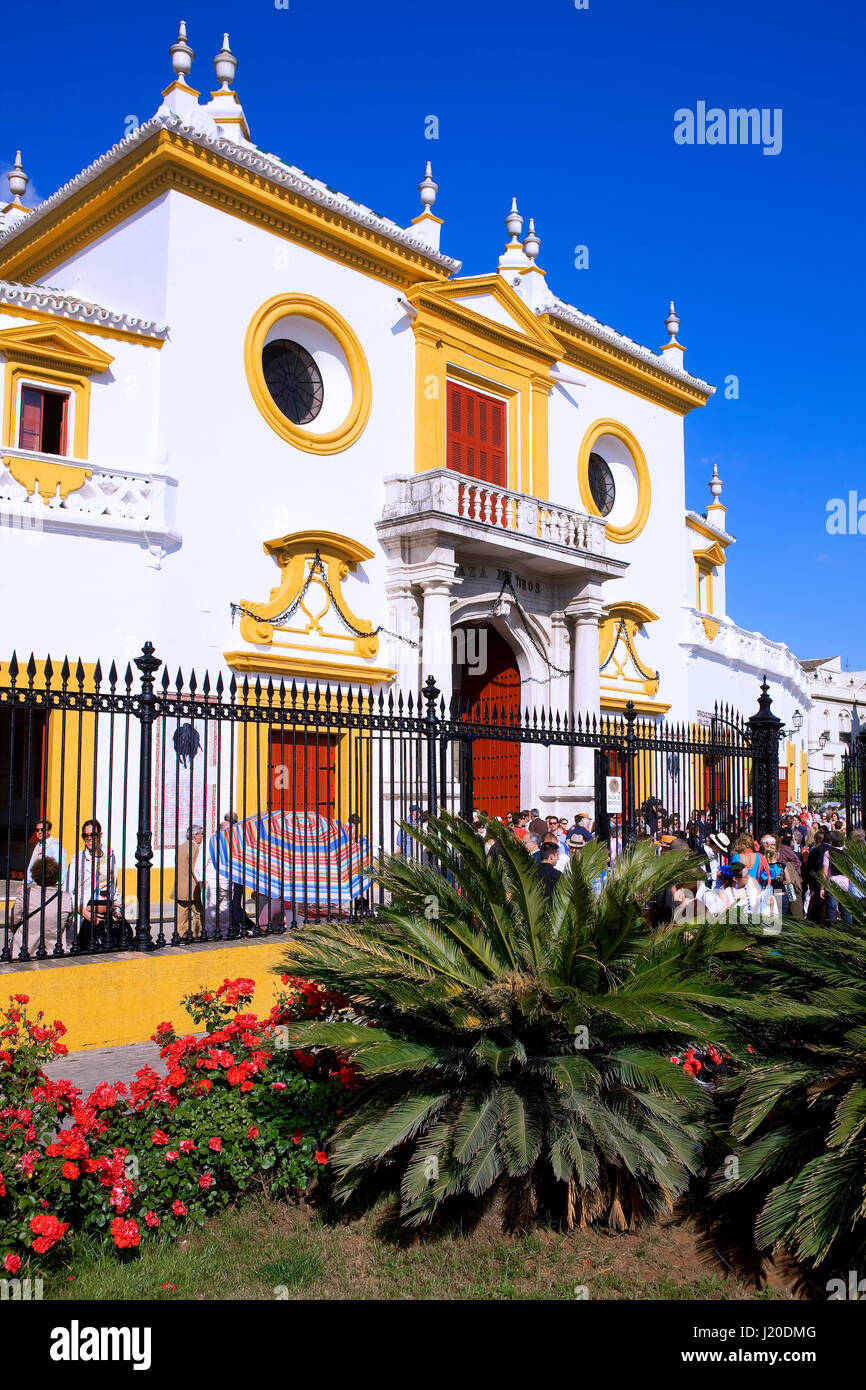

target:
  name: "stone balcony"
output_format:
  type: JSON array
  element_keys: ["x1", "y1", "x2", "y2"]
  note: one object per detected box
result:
[
  {"x1": 378, "y1": 468, "x2": 625, "y2": 580},
  {"x1": 0, "y1": 447, "x2": 181, "y2": 558}
]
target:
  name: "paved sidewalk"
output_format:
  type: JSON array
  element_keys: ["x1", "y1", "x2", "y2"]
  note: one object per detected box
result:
[{"x1": 43, "y1": 1039, "x2": 165, "y2": 1094}]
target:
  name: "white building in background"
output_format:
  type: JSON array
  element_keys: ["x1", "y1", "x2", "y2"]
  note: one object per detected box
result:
[
  {"x1": 0, "y1": 23, "x2": 811, "y2": 829},
  {"x1": 800, "y1": 658, "x2": 866, "y2": 798}
]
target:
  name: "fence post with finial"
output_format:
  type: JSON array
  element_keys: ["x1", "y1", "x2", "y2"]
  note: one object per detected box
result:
[
  {"x1": 422, "y1": 674, "x2": 440, "y2": 820},
  {"x1": 747, "y1": 676, "x2": 783, "y2": 838},
  {"x1": 134, "y1": 641, "x2": 161, "y2": 951}
]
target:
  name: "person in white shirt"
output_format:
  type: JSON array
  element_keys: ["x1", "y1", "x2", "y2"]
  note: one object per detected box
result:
[
  {"x1": 26, "y1": 820, "x2": 67, "y2": 885},
  {"x1": 717, "y1": 854, "x2": 780, "y2": 930},
  {"x1": 65, "y1": 819, "x2": 119, "y2": 949}
]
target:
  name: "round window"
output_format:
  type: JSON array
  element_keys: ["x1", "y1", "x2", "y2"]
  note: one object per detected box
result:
[
  {"x1": 262, "y1": 339, "x2": 324, "y2": 425},
  {"x1": 588, "y1": 452, "x2": 616, "y2": 517}
]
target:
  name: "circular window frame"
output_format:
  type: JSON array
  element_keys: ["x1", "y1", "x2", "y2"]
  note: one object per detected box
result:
[
  {"x1": 578, "y1": 419, "x2": 651, "y2": 544},
  {"x1": 244, "y1": 294, "x2": 371, "y2": 454}
]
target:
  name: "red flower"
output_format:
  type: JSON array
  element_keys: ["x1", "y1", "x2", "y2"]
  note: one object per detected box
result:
[
  {"x1": 89, "y1": 1083, "x2": 119, "y2": 1110},
  {"x1": 145, "y1": 1211, "x2": 159, "y2": 1228},
  {"x1": 171, "y1": 1200, "x2": 187, "y2": 1217},
  {"x1": 272, "y1": 1082, "x2": 288, "y2": 1091},
  {"x1": 162, "y1": 1283, "x2": 177, "y2": 1291},
  {"x1": 45, "y1": 1142, "x2": 63, "y2": 1157},
  {"x1": 280, "y1": 974, "x2": 290, "y2": 984},
  {"x1": 110, "y1": 1217, "x2": 140, "y2": 1250},
  {"x1": 165, "y1": 1151, "x2": 179, "y2": 1164},
  {"x1": 669, "y1": 1056, "x2": 681, "y2": 1065},
  {"x1": 179, "y1": 1139, "x2": 196, "y2": 1154},
  {"x1": 208, "y1": 1136, "x2": 222, "y2": 1152},
  {"x1": 151, "y1": 1129, "x2": 170, "y2": 1145},
  {"x1": 3, "y1": 1254, "x2": 21, "y2": 1274},
  {"x1": 199, "y1": 1172, "x2": 213, "y2": 1189},
  {"x1": 167, "y1": 1068, "x2": 186, "y2": 1088},
  {"x1": 61, "y1": 1162, "x2": 80, "y2": 1179},
  {"x1": 13, "y1": 993, "x2": 29, "y2": 1004},
  {"x1": 29, "y1": 1213, "x2": 69, "y2": 1252},
  {"x1": 246, "y1": 1125, "x2": 259, "y2": 1139},
  {"x1": 315, "y1": 1151, "x2": 328, "y2": 1165},
  {"x1": 683, "y1": 1059, "x2": 702, "y2": 1076},
  {"x1": 747, "y1": 1045, "x2": 755, "y2": 1054},
  {"x1": 195, "y1": 1080, "x2": 212, "y2": 1094},
  {"x1": 292, "y1": 1131, "x2": 303, "y2": 1145}
]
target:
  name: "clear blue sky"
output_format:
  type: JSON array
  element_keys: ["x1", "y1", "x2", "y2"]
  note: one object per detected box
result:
[{"x1": 4, "y1": 0, "x2": 864, "y2": 665}]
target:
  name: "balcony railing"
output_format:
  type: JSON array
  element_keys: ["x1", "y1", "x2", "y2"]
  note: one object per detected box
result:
[
  {"x1": 381, "y1": 468, "x2": 607, "y2": 557},
  {"x1": 0, "y1": 447, "x2": 181, "y2": 556}
]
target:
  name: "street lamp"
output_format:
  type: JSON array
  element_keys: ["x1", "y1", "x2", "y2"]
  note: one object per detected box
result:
[
  {"x1": 818, "y1": 731, "x2": 829, "y2": 750},
  {"x1": 791, "y1": 709, "x2": 803, "y2": 732}
]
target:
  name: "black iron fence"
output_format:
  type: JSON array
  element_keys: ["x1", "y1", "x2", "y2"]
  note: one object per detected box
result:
[
  {"x1": 0, "y1": 644, "x2": 784, "y2": 963},
  {"x1": 844, "y1": 732, "x2": 866, "y2": 832}
]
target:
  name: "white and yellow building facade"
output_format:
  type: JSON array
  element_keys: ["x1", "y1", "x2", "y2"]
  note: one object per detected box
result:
[{"x1": 0, "y1": 24, "x2": 812, "y2": 823}]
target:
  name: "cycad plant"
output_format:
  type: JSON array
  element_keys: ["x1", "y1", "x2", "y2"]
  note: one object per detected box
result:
[
  {"x1": 282, "y1": 812, "x2": 749, "y2": 1230},
  {"x1": 696, "y1": 838, "x2": 866, "y2": 1287}
]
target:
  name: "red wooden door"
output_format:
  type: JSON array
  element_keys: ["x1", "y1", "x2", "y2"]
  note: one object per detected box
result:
[
  {"x1": 459, "y1": 627, "x2": 520, "y2": 818},
  {"x1": 447, "y1": 382, "x2": 506, "y2": 484},
  {"x1": 268, "y1": 734, "x2": 337, "y2": 817}
]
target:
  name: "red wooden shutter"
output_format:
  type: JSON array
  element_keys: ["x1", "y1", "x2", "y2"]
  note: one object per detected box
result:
[
  {"x1": 58, "y1": 394, "x2": 69, "y2": 455},
  {"x1": 18, "y1": 388, "x2": 44, "y2": 451},
  {"x1": 446, "y1": 382, "x2": 506, "y2": 485}
]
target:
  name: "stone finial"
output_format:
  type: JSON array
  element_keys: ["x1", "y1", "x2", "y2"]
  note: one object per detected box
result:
[
  {"x1": 523, "y1": 217, "x2": 540, "y2": 261},
  {"x1": 169, "y1": 20, "x2": 194, "y2": 84},
  {"x1": 505, "y1": 196, "x2": 523, "y2": 242},
  {"x1": 418, "y1": 161, "x2": 437, "y2": 210},
  {"x1": 709, "y1": 463, "x2": 723, "y2": 502},
  {"x1": 7, "y1": 151, "x2": 28, "y2": 205},
  {"x1": 665, "y1": 299, "x2": 680, "y2": 343},
  {"x1": 214, "y1": 33, "x2": 237, "y2": 90}
]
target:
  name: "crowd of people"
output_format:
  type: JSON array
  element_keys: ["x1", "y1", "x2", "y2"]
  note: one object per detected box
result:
[{"x1": 467, "y1": 800, "x2": 864, "y2": 925}]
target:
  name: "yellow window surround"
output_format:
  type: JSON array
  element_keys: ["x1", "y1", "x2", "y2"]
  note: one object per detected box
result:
[
  {"x1": 225, "y1": 530, "x2": 396, "y2": 687},
  {"x1": 577, "y1": 419, "x2": 651, "y2": 545},
  {"x1": 599, "y1": 601, "x2": 661, "y2": 699},
  {"x1": 408, "y1": 275, "x2": 557, "y2": 499},
  {"x1": 0, "y1": 322, "x2": 114, "y2": 477}
]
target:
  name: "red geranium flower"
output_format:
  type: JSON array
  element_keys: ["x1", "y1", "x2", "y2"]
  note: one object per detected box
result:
[
  {"x1": 171, "y1": 1200, "x2": 187, "y2": 1217},
  {"x1": 179, "y1": 1139, "x2": 196, "y2": 1153},
  {"x1": 167, "y1": 1068, "x2": 186, "y2": 1088},
  {"x1": 247, "y1": 1125, "x2": 259, "y2": 1139},
  {"x1": 61, "y1": 1162, "x2": 80, "y2": 1179},
  {"x1": 208, "y1": 1137, "x2": 222, "y2": 1152},
  {"x1": 3, "y1": 1253, "x2": 21, "y2": 1274},
  {"x1": 199, "y1": 1173, "x2": 213, "y2": 1189},
  {"x1": 315, "y1": 1151, "x2": 328, "y2": 1165},
  {"x1": 29, "y1": 1213, "x2": 69, "y2": 1252},
  {"x1": 151, "y1": 1129, "x2": 170, "y2": 1145},
  {"x1": 165, "y1": 1151, "x2": 179, "y2": 1164},
  {"x1": 292, "y1": 1131, "x2": 303, "y2": 1145},
  {"x1": 145, "y1": 1211, "x2": 159, "y2": 1228},
  {"x1": 111, "y1": 1217, "x2": 140, "y2": 1249}
]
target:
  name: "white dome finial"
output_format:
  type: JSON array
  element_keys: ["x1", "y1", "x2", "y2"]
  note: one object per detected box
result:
[
  {"x1": 505, "y1": 196, "x2": 523, "y2": 242},
  {"x1": 214, "y1": 33, "x2": 237, "y2": 90},
  {"x1": 665, "y1": 299, "x2": 680, "y2": 343},
  {"x1": 169, "y1": 20, "x2": 194, "y2": 84},
  {"x1": 7, "y1": 151, "x2": 29, "y2": 205},
  {"x1": 418, "y1": 161, "x2": 437, "y2": 210},
  {"x1": 709, "y1": 462, "x2": 723, "y2": 502},
  {"x1": 523, "y1": 217, "x2": 540, "y2": 261}
]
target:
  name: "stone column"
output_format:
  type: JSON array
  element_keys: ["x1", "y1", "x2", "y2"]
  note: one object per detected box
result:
[
  {"x1": 383, "y1": 570, "x2": 419, "y2": 698},
  {"x1": 548, "y1": 610, "x2": 571, "y2": 787},
  {"x1": 566, "y1": 587, "x2": 604, "y2": 813},
  {"x1": 417, "y1": 563, "x2": 456, "y2": 715}
]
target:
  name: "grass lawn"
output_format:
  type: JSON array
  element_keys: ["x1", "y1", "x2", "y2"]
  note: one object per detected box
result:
[{"x1": 42, "y1": 1196, "x2": 793, "y2": 1301}]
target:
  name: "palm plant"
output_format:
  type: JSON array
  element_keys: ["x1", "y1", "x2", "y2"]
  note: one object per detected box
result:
[
  {"x1": 282, "y1": 812, "x2": 751, "y2": 1230},
  {"x1": 695, "y1": 838, "x2": 866, "y2": 1286}
]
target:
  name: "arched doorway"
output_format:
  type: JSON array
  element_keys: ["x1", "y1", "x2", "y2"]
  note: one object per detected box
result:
[{"x1": 453, "y1": 624, "x2": 521, "y2": 818}]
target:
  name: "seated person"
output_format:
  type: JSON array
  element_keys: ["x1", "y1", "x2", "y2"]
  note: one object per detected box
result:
[{"x1": 10, "y1": 855, "x2": 74, "y2": 956}]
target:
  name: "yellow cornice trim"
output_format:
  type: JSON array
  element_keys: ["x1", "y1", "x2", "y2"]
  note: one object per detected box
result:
[
  {"x1": 604, "y1": 600, "x2": 659, "y2": 626},
  {"x1": 263, "y1": 530, "x2": 375, "y2": 566},
  {"x1": 410, "y1": 212, "x2": 443, "y2": 226},
  {"x1": 578, "y1": 418, "x2": 651, "y2": 544},
  {"x1": 224, "y1": 652, "x2": 396, "y2": 686},
  {"x1": 3, "y1": 454, "x2": 91, "y2": 502},
  {"x1": 0, "y1": 130, "x2": 453, "y2": 291},
  {"x1": 600, "y1": 694, "x2": 672, "y2": 715},
  {"x1": 541, "y1": 316, "x2": 709, "y2": 415},
  {"x1": 243, "y1": 293, "x2": 371, "y2": 454},
  {"x1": 686, "y1": 513, "x2": 730, "y2": 543},
  {"x1": 0, "y1": 301, "x2": 164, "y2": 347},
  {"x1": 693, "y1": 541, "x2": 726, "y2": 568},
  {"x1": 408, "y1": 274, "x2": 561, "y2": 360},
  {"x1": 161, "y1": 81, "x2": 200, "y2": 98},
  {"x1": 700, "y1": 617, "x2": 721, "y2": 643},
  {"x1": 0, "y1": 321, "x2": 114, "y2": 375}
]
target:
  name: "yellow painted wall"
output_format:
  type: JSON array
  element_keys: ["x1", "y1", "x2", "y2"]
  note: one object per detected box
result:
[{"x1": 0, "y1": 940, "x2": 289, "y2": 1051}]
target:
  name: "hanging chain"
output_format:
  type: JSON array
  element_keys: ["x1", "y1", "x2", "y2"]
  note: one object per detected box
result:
[
  {"x1": 230, "y1": 552, "x2": 419, "y2": 648},
  {"x1": 495, "y1": 572, "x2": 572, "y2": 680}
]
